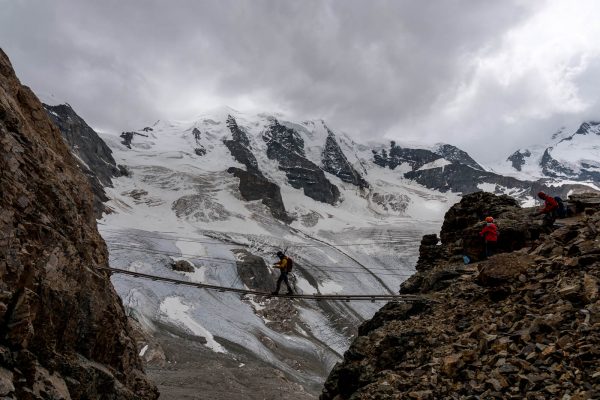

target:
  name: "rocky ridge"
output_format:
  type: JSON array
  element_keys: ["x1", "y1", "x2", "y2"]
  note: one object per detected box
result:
[
  {"x1": 321, "y1": 127, "x2": 368, "y2": 189},
  {"x1": 264, "y1": 119, "x2": 340, "y2": 205},
  {"x1": 0, "y1": 49, "x2": 157, "y2": 399},
  {"x1": 321, "y1": 191, "x2": 600, "y2": 399},
  {"x1": 505, "y1": 121, "x2": 600, "y2": 184},
  {"x1": 507, "y1": 149, "x2": 531, "y2": 172},
  {"x1": 224, "y1": 115, "x2": 291, "y2": 222},
  {"x1": 43, "y1": 103, "x2": 123, "y2": 217}
]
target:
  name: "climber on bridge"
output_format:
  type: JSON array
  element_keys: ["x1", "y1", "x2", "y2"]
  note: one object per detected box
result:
[
  {"x1": 479, "y1": 216, "x2": 498, "y2": 258},
  {"x1": 271, "y1": 251, "x2": 294, "y2": 296},
  {"x1": 534, "y1": 192, "x2": 559, "y2": 227}
]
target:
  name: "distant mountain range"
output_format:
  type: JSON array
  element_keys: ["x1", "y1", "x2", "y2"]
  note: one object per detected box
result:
[
  {"x1": 498, "y1": 121, "x2": 600, "y2": 184},
  {"x1": 44, "y1": 103, "x2": 598, "y2": 221}
]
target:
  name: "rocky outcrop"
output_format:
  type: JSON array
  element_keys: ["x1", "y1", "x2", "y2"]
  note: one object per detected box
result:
[
  {"x1": 171, "y1": 260, "x2": 194, "y2": 273},
  {"x1": 507, "y1": 149, "x2": 531, "y2": 171},
  {"x1": 404, "y1": 163, "x2": 588, "y2": 200},
  {"x1": 227, "y1": 167, "x2": 292, "y2": 222},
  {"x1": 373, "y1": 141, "x2": 441, "y2": 170},
  {"x1": 0, "y1": 49, "x2": 157, "y2": 399},
  {"x1": 321, "y1": 192, "x2": 600, "y2": 399},
  {"x1": 232, "y1": 249, "x2": 276, "y2": 293},
  {"x1": 540, "y1": 148, "x2": 576, "y2": 178},
  {"x1": 43, "y1": 103, "x2": 120, "y2": 186},
  {"x1": 224, "y1": 115, "x2": 291, "y2": 222},
  {"x1": 264, "y1": 120, "x2": 340, "y2": 204},
  {"x1": 192, "y1": 127, "x2": 207, "y2": 156},
  {"x1": 321, "y1": 128, "x2": 368, "y2": 189},
  {"x1": 120, "y1": 131, "x2": 148, "y2": 148},
  {"x1": 224, "y1": 115, "x2": 261, "y2": 175},
  {"x1": 44, "y1": 103, "x2": 122, "y2": 217},
  {"x1": 433, "y1": 143, "x2": 484, "y2": 171}
]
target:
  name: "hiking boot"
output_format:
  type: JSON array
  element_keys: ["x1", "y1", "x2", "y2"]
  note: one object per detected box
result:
[
  {"x1": 286, "y1": 291, "x2": 294, "y2": 295},
  {"x1": 270, "y1": 291, "x2": 278, "y2": 295}
]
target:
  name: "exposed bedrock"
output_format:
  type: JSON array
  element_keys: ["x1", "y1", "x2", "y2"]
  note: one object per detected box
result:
[{"x1": 0, "y1": 48, "x2": 158, "y2": 399}]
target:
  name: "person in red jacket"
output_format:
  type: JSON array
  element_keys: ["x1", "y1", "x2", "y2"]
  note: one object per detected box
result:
[
  {"x1": 535, "y1": 191, "x2": 559, "y2": 227},
  {"x1": 479, "y1": 216, "x2": 498, "y2": 258}
]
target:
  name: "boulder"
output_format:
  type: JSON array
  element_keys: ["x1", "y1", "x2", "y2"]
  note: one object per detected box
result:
[
  {"x1": 477, "y1": 253, "x2": 534, "y2": 287},
  {"x1": 171, "y1": 260, "x2": 194, "y2": 273}
]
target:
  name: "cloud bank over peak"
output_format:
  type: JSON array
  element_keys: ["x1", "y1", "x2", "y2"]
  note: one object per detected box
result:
[{"x1": 2, "y1": 0, "x2": 599, "y2": 161}]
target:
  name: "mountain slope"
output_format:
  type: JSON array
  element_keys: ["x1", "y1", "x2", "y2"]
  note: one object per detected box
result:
[
  {"x1": 499, "y1": 121, "x2": 600, "y2": 184},
  {"x1": 322, "y1": 192, "x2": 600, "y2": 399},
  {"x1": 80, "y1": 107, "x2": 454, "y2": 394},
  {"x1": 0, "y1": 49, "x2": 157, "y2": 399}
]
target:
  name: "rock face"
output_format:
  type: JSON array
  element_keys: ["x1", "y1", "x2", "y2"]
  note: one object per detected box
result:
[
  {"x1": 433, "y1": 143, "x2": 484, "y2": 171},
  {"x1": 507, "y1": 149, "x2": 531, "y2": 171},
  {"x1": 372, "y1": 141, "x2": 589, "y2": 199},
  {"x1": 264, "y1": 119, "x2": 340, "y2": 204},
  {"x1": 508, "y1": 121, "x2": 600, "y2": 184},
  {"x1": 373, "y1": 141, "x2": 441, "y2": 170},
  {"x1": 321, "y1": 192, "x2": 600, "y2": 399},
  {"x1": 321, "y1": 128, "x2": 368, "y2": 189},
  {"x1": 43, "y1": 103, "x2": 122, "y2": 217},
  {"x1": 120, "y1": 131, "x2": 148, "y2": 148},
  {"x1": 192, "y1": 128, "x2": 206, "y2": 156},
  {"x1": 171, "y1": 260, "x2": 194, "y2": 273},
  {"x1": 541, "y1": 122, "x2": 600, "y2": 183},
  {"x1": 224, "y1": 115, "x2": 291, "y2": 222},
  {"x1": 404, "y1": 163, "x2": 586, "y2": 199},
  {"x1": 0, "y1": 49, "x2": 158, "y2": 399}
]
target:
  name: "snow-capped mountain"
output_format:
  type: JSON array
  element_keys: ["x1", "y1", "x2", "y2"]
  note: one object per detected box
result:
[
  {"x1": 43, "y1": 103, "x2": 597, "y2": 394},
  {"x1": 82, "y1": 106, "x2": 459, "y2": 391},
  {"x1": 498, "y1": 121, "x2": 600, "y2": 184}
]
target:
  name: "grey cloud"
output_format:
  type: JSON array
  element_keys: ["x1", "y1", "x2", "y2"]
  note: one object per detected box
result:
[{"x1": 3, "y1": 0, "x2": 595, "y2": 163}]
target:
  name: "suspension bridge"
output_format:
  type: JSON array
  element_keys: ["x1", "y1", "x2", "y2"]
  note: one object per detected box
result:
[{"x1": 100, "y1": 267, "x2": 430, "y2": 303}]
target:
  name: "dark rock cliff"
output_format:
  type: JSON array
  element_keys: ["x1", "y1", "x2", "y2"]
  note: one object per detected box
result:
[
  {"x1": 540, "y1": 148, "x2": 576, "y2": 178},
  {"x1": 43, "y1": 103, "x2": 122, "y2": 217},
  {"x1": 372, "y1": 141, "x2": 590, "y2": 199},
  {"x1": 404, "y1": 163, "x2": 587, "y2": 199},
  {"x1": 264, "y1": 119, "x2": 340, "y2": 204},
  {"x1": 321, "y1": 128, "x2": 368, "y2": 189},
  {"x1": 433, "y1": 144, "x2": 484, "y2": 171},
  {"x1": 0, "y1": 49, "x2": 158, "y2": 399},
  {"x1": 192, "y1": 127, "x2": 206, "y2": 156},
  {"x1": 321, "y1": 192, "x2": 600, "y2": 399},
  {"x1": 224, "y1": 115, "x2": 291, "y2": 222},
  {"x1": 507, "y1": 149, "x2": 531, "y2": 171},
  {"x1": 373, "y1": 141, "x2": 441, "y2": 170}
]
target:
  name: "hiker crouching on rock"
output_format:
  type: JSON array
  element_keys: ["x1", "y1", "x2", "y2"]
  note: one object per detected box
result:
[
  {"x1": 271, "y1": 251, "x2": 294, "y2": 295},
  {"x1": 534, "y1": 192, "x2": 559, "y2": 227},
  {"x1": 479, "y1": 216, "x2": 498, "y2": 258}
]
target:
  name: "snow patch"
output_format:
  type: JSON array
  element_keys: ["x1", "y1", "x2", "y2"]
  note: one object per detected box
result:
[
  {"x1": 418, "y1": 158, "x2": 452, "y2": 171},
  {"x1": 159, "y1": 296, "x2": 226, "y2": 353},
  {"x1": 319, "y1": 280, "x2": 343, "y2": 294},
  {"x1": 477, "y1": 182, "x2": 497, "y2": 192}
]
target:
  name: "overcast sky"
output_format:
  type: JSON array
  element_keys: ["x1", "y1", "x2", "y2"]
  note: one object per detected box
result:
[{"x1": 2, "y1": 0, "x2": 600, "y2": 162}]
